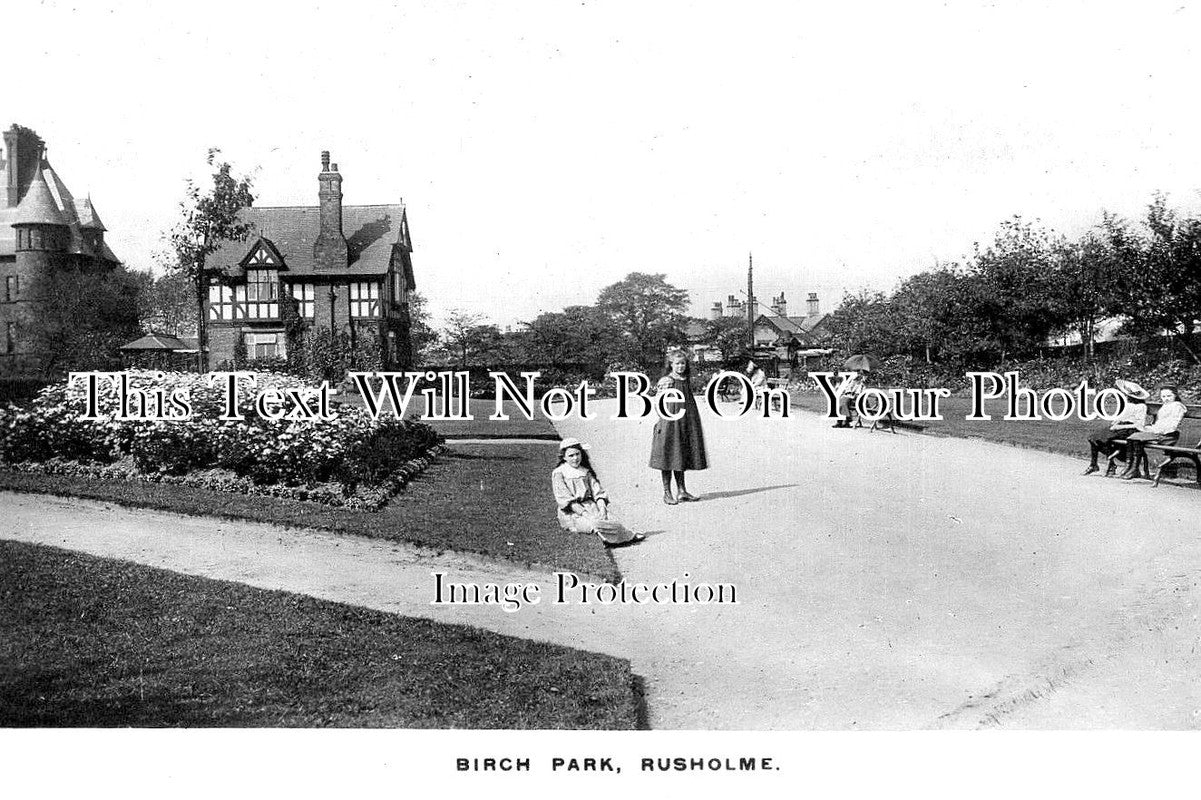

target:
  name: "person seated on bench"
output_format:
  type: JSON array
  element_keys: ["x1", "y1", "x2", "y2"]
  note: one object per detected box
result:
[
  {"x1": 1082, "y1": 379, "x2": 1149, "y2": 475},
  {"x1": 832, "y1": 370, "x2": 865, "y2": 428},
  {"x1": 1120, "y1": 385, "x2": 1188, "y2": 480},
  {"x1": 741, "y1": 357, "x2": 768, "y2": 410}
]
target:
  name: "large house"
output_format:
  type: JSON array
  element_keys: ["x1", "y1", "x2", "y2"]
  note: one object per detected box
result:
[
  {"x1": 0, "y1": 124, "x2": 122, "y2": 375},
  {"x1": 204, "y1": 151, "x2": 416, "y2": 369}
]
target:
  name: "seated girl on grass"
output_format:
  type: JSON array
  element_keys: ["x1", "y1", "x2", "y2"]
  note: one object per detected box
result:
[{"x1": 552, "y1": 438, "x2": 644, "y2": 547}]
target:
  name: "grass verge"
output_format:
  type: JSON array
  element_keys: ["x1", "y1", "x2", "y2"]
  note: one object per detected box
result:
[
  {"x1": 0, "y1": 442, "x2": 619, "y2": 582},
  {"x1": 0, "y1": 540, "x2": 640, "y2": 729}
]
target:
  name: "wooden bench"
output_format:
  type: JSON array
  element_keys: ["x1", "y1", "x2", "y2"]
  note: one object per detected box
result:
[
  {"x1": 849, "y1": 389, "x2": 929, "y2": 434},
  {"x1": 1148, "y1": 439, "x2": 1201, "y2": 486},
  {"x1": 1104, "y1": 400, "x2": 1201, "y2": 483}
]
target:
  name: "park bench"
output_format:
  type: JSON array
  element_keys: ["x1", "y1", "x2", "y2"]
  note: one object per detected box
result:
[
  {"x1": 1103, "y1": 401, "x2": 1201, "y2": 484},
  {"x1": 848, "y1": 389, "x2": 928, "y2": 434}
]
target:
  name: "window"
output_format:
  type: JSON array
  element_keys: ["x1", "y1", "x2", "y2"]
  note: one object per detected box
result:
[
  {"x1": 245, "y1": 269, "x2": 279, "y2": 319},
  {"x1": 391, "y1": 272, "x2": 403, "y2": 304},
  {"x1": 4, "y1": 322, "x2": 14, "y2": 354},
  {"x1": 209, "y1": 284, "x2": 235, "y2": 320},
  {"x1": 4, "y1": 275, "x2": 17, "y2": 302},
  {"x1": 244, "y1": 332, "x2": 283, "y2": 359},
  {"x1": 350, "y1": 281, "x2": 379, "y2": 318},
  {"x1": 290, "y1": 283, "x2": 315, "y2": 318}
]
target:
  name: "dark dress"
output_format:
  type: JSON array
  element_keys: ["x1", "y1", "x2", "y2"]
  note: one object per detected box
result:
[{"x1": 648, "y1": 375, "x2": 709, "y2": 471}]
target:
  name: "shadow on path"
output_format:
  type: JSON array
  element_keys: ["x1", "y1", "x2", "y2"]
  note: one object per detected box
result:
[{"x1": 693, "y1": 484, "x2": 798, "y2": 501}]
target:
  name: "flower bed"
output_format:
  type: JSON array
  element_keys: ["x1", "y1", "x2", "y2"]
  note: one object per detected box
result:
[{"x1": 0, "y1": 370, "x2": 443, "y2": 510}]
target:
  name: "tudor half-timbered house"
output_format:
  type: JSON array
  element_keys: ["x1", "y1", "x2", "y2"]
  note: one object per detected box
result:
[{"x1": 204, "y1": 151, "x2": 416, "y2": 369}]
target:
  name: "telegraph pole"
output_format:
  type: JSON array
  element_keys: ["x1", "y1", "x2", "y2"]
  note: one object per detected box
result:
[{"x1": 746, "y1": 252, "x2": 755, "y2": 350}]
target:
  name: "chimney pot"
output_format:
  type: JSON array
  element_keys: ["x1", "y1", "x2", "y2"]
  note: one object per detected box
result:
[
  {"x1": 321, "y1": 151, "x2": 330, "y2": 171},
  {"x1": 330, "y1": 163, "x2": 338, "y2": 172}
]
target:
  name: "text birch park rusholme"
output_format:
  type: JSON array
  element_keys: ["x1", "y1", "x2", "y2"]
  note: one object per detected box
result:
[{"x1": 67, "y1": 370, "x2": 1138, "y2": 424}]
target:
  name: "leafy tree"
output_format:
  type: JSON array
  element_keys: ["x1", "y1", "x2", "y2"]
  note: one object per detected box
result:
[
  {"x1": 1045, "y1": 230, "x2": 1122, "y2": 361},
  {"x1": 890, "y1": 266, "x2": 966, "y2": 364},
  {"x1": 437, "y1": 310, "x2": 513, "y2": 367},
  {"x1": 23, "y1": 265, "x2": 142, "y2": 376},
  {"x1": 164, "y1": 149, "x2": 255, "y2": 371},
  {"x1": 407, "y1": 292, "x2": 437, "y2": 364},
  {"x1": 133, "y1": 269, "x2": 198, "y2": 337},
  {"x1": 1104, "y1": 196, "x2": 1201, "y2": 362},
  {"x1": 699, "y1": 316, "x2": 750, "y2": 361},
  {"x1": 825, "y1": 289, "x2": 900, "y2": 357},
  {"x1": 969, "y1": 217, "x2": 1064, "y2": 363},
  {"x1": 595, "y1": 272, "x2": 689, "y2": 366},
  {"x1": 519, "y1": 304, "x2": 624, "y2": 366}
]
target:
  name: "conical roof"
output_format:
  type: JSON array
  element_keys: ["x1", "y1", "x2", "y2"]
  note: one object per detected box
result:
[
  {"x1": 14, "y1": 162, "x2": 67, "y2": 226},
  {"x1": 78, "y1": 195, "x2": 107, "y2": 231}
]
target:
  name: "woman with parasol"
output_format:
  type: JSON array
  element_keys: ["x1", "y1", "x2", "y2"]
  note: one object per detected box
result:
[{"x1": 832, "y1": 354, "x2": 877, "y2": 428}]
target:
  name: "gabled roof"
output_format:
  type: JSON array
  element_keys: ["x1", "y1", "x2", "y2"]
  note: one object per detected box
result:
[
  {"x1": 753, "y1": 313, "x2": 804, "y2": 335},
  {"x1": 209, "y1": 204, "x2": 408, "y2": 278},
  {"x1": 121, "y1": 332, "x2": 192, "y2": 351},
  {"x1": 239, "y1": 236, "x2": 287, "y2": 269}
]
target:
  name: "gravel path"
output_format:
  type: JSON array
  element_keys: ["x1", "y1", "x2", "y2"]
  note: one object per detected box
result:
[{"x1": 3, "y1": 399, "x2": 1199, "y2": 729}]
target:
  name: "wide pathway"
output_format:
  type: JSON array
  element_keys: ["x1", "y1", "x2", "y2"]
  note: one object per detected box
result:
[{"x1": 3, "y1": 399, "x2": 1200, "y2": 728}]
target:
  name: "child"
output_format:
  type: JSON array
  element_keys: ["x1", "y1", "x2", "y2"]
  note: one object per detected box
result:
[
  {"x1": 552, "y1": 438, "x2": 645, "y2": 546},
  {"x1": 649, "y1": 349, "x2": 709, "y2": 504}
]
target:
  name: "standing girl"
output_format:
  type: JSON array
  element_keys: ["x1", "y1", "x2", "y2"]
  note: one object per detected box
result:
[{"x1": 649, "y1": 349, "x2": 709, "y2": 504}]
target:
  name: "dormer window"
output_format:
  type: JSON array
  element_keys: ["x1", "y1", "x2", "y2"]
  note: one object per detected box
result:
[{"x1": 245, "y1": 269, "x2": 279, "y2": 319}]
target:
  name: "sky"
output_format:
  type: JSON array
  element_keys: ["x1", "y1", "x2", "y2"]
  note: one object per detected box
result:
[{"x1": 8, "y1": 0, "x2": 1201, "y2": 329}]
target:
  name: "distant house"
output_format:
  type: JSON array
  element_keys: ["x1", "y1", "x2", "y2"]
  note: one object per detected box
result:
[
  {"x1": 751, "y1": 292, "x2": 831, "y2": 352},
  {"x1": 0, "y1": 124, "x2": 124, "y2": 375},
  {"x1": 204, "y1": 151, "x2": 416, "y2": 369}
]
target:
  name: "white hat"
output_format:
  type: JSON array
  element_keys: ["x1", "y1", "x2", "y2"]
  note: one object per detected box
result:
[
  {"x1": 1115, "y1": 379, "x2": 1150, "y2": 401},
  {"x1": 558, "y1": 437, "x2": 587, "y2": 450}
]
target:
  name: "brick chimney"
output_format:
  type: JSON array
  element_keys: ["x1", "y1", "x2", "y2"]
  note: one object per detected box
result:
[
  {"x1": 2, "y1": 124, "x2": 45, "y2": 209},
  {"x1": 313, "y1": 150, "x2": 348, "y2": 270},
  {"x1": 771, "y1": 291, "x2": 787, "y2": 317},
  {"x1": 807, "y1": 292, "x2": 820, "y2": 317}
]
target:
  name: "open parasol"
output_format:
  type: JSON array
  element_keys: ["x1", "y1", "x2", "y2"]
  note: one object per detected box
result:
[{"x1": 842, "y1": 353, "x2": 880, "y2": 372}]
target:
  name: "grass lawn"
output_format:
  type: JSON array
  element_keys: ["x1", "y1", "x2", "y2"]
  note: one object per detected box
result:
[
  {"x1": 0, "y1": 540, "x2": 641, "y2": 729},
  {"x1": 0, "y1": 442, "x2": 619, "y2": 581},
  {"x1": 790, "y1": 391, "x2": 1201, "y2": 466}
]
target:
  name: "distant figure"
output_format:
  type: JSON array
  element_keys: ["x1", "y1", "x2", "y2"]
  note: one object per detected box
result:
[
  {"x1": 742, "y1": 357, "x2": 768, "y2": 409},
  {"x1": 649, "y1": 349, "x2": 709, "y2": 505},
  {"x1": 1120, "y1": 385, "x2": 1188, "y2": 480},
  {"x1": 1082, "y1": 379, "x2": 1148, "y2": 475},
  {"x1": 832, "y1": 370, "x2": 865, "y2": 428},
  {"x1": 552, "y1": 438, "x2": 644, "y2": 546}
]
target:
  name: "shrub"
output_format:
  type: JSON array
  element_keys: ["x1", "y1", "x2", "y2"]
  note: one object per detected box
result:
[{"x1": 0, "y1": 370, "x2": 443, "y2": 494}]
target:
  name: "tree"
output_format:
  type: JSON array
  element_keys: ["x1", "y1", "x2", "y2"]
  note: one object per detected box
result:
[
  {"x1": 1104, "y1": 196, "x2": 1201, "y2": 362},
  {"x1": 133, "y1": 269, "x2": 198, "y2": 337},
  {"x1": 23, "y1": 265, "x2": 142, "y2": 376},
  {"x1": 164, "y1": 149, "x2": 255, "y2": 372},
  {"x1": 825, "y1": 289, "x2": 900, "y2": 357},
  {"x1": 595, "y1": 272, "x2": 689, "y2": 367},
  {"x1": 519, "y1": 304, "x2": 624, "y2": 367},
  {"x1": 1045, "y1": 230, "x2": 1122, "y2": 361},
  {"x1": 699, "y1": 316, "x2": 750, "y2": 362},
  {"x1": 407, "y1": 292, "x2": 437, "y2": 364},
  {"x1": 969, "y1": 217, "x2": 1065, "y2": 363}
]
